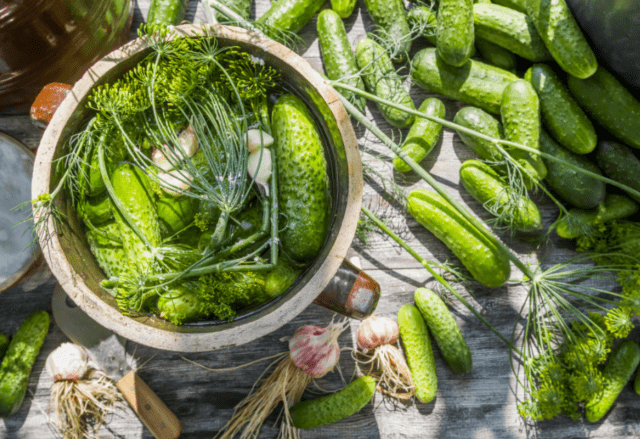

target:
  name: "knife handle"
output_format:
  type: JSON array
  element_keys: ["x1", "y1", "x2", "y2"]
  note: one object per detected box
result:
[{"x1": 116, "y1": 370, "x2": 182, "y2": 439}]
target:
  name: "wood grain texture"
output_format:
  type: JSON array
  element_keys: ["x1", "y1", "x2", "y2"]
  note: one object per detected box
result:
[{"x1": 1, "y1": 0, "x2": 640, "y2": 438}]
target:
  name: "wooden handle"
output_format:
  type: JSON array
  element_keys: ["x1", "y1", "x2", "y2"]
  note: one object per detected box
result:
[{"x1": 116, "y1": 370, "x2": 182, "y2": 439}]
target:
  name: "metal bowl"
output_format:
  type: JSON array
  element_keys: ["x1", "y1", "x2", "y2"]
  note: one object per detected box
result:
[{"x1": 31, "y1": 24, "x2": 363, "y2": 352}]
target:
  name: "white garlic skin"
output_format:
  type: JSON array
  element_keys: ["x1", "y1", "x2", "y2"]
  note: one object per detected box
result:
[
  {"x1": 152, "y1": 125, "x2": 199, "y2": 170},
  {"x1": 157, "y1": 169, "x2": 193, "y2": 196},
  {"x1": 289, "y1": 325, "x2": 341, "y2": 378},
  {"x1": 247, "y1": 148, "x2": 272, "y2": 195},
  {"x1": 357, "y1": 315, "x2": 399, "y2": 351},
  {"x1": 245, "y1": 129, "x2": 274, "y2": 153},
  {"x1": 45, "y1": 343, "x2": 89, "y2": 382}
]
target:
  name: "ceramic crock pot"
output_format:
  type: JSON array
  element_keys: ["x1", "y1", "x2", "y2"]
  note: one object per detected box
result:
[{"x1": 31, "y1": 24, "x2": 378, "y2": 352}]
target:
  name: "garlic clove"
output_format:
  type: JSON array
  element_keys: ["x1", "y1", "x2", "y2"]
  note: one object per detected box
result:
[
  {"x1": 289, "y1": 320, "x2": 348, "y2": 378},
  {"x1": 247, "y1": 148, "x2": 272, "y2": 196},
  {"x1": 246, "y1": 129, "x2": 274, "y2": 153},
  {"x1": 152, "y1": 148, "x2": 174, "y2": 171},
  {"x1": 46, "y1": 342, "x2": 90, "y2": 382},
  {"x1": 158, "y1": 169, "x2": 193, "y2": 197},
  {"x1": 176, "y1": 124, "x2": 199, "y2": 159},
  {"x1": 356, "y1": 315, "x2": 400, "y2": 351}
]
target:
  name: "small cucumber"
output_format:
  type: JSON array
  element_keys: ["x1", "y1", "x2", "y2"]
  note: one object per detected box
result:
[
  {"x1": 147, "y1": 0, "x2": 188, "y2": 25},
  {"x1": 0, "y1": 334, "x2": 9, "y2": 363},
  {"x1": 317, "y1": 9, "x2": 366, "y2": 113},
  {"x1": 525, "y1": 64, "x2": 597, "y2": 155},
  {"x1": 437, "y1": 0, "x2": 475, "y2": 67},
  {"x1": 397, "y1": 304, "x2": 437, "y2": 403},
  {"x1": 393, "y1": 98, "x2": 445, "y2": 173},
  {"x1": 412, "y1": 47, "x2": 518, "y2": 115},
  {"x1": 272, "y1": 94, "x2": 329, "y2": 263},
  {"x1": 473, "y1": 4, "x2": 548, "y2": 62},
  {"x1": 585, "y1": 340, "x2": 640, "y2": 423},
  {"x1": 526, "y1": 0, "x2": 597, "y2": 79},
  {"x1": 408, "y1": 189, "x2": 511, "y2": 287},
  {"x1": 460, "y1": 160, "x2": 543, "y2": 232},
  {"x1": 501, "y1": 79, "x2": 547, "y2": 184},
  {"x1": 596, "y1": 140, "x2": 640, "y2": 203},
  {"x1": 407, "y1": 6, "x2": 437, "y2": 46},
  {"x1": 157, "y1": 284, "x2": 204, "y2": 325},
  {"x1": 540, "y1": 131, "x2": 605, "y2": 209},
  {"x1": 475, "y1": 38, "x2": 517, "y2": 72},
  {"x1": 355, "y1": 38, "x2": 415, "y2": 129},
  {"x1": 290, "y1": 376, "x2": 376, "y2": 428},
  {"x1": 453, "y1": 106, "x2": 504, "y2": 163},
  {"x1": 157, "y1": 193, "x2": 198, "y2": 237},
  {"x1": 256, "y1": 0, "x2": 325, "y2": 37},
  {"x1": 86, "y1": 220, "x2": 126, "y2": 278},
  {"x1": 331, "y1": 0, "x2": 357, "y2": 18},
  {"x1": 568, "y1": 67, "x2": 640, "y2": 150},
  {"x1": 491, "y1": 0, "x2": 526, "y2": 12},
  {"x1": 264, "y1": 258, "x2": 301, "y2": 299},
  {"x1": 79, "y1": 191, "x2": 114, "y2": 225},
  {"x1": 556, "y1": 194, "x2": 639, "y2": 239},
  {"x1": 363, "y1": 0, "x2": 412, "y2": 61},
  {"x1": 0, "y1": 310, "x2": 50, "y2": 418},
  {"x1": 414, "y1": 288, "x2": 472, "y2": 375}
]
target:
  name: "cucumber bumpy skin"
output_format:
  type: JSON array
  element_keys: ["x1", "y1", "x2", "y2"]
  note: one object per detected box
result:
[
  {"x1": 473, "y1": 4, "x2": 549, "y2": 62},
  {"x1": 412, "y1": 47, "x2": 518, "y2": 115},
  {"x1": 408, "y1": 189, "x2": 511, "y2": 288},
  {"x1": 460, "y1": 160, "x2": 543, "y2": 232},
  {"x1": 475, "y1": 38, "x2": 517, "y2": 72},
  {"x1": 596, "y1": 140, "x2": 640, "y2": 203},
  {"x1": 86, "y1": 220, "x2": 126, "y2": 278},
  {"x1": 407, "y1": 6, "x2": 438, "y2": 46},
  {"x1": 363, "y1": 0, "x2": 412, "y2": 61},
  {"x1": 317, "y1": 9, "x2": 366, "y2": 113},
  {"x1": 156, "y1": 192, "x2": 198, "y2": 237},
  {"x1": 525, "y1": 64, "x2": 597, "y2": 155},
  {"x1": 556, "y1": 194, "x2": 639, "y2": 239},
  {"x1": 0, "y1": 334, "x2": 9, "y2": 363},
  {"x1": 414, "y1": 288, "x2": 472, "y2": 375},
  {"x1": 0, "y1": 310, "x2": 50, "y2": 418},
  {"x1": 331, "y1": 0, "x2": 358, "y2": 18},
  {"x1": 355, "y1": 38, "x2": 416, "y2": 128},
  {"x1": 453, "y1": 106, "x2": 504, "y2": 163},
  {"x1": 272, "y1": 94, "x2": 329, "y2": 264},
  {"x1": 290, "y1": 376, "x2": 376, "y2": 429},
  {"x1": 437, "y1": 0, "x2": 475, "y2": 67},
  {"x1": 585, "y1": 340, "x2": 640, "y2": 423},
  {"x1": 147, "y1": 0, "x2": 188, "y2": 25},
  {"x1": 568, "y1": 66, "x2": 640, "y2": 150},
  {"x1": 393, "y1": 98, "x2": 445, "y2": 173},
  {"x1": 397, "y1": 304, "x2": 438, "y2": 403},
  {"x1": 256, "y1": 0, "x2": 326, "y2": 37},
  {"x1": 526, "y1": 0, "x2": 597, "y2": 79}
]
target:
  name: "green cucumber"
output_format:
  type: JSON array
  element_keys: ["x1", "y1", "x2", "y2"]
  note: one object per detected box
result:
[
  {"x1": 408, "y1": 189, "x2": 511, "y2": 287},
  {"x1": 460, "y1": 160, "x2": 543, "y2": 232},
  {"x1": 407, "y1": 6, "x2": 437, "y2": 46},
  {"x1": 264, "y1": 258, "x2": 301, "y2": 299},
  {"x1": 525, "y1": 64, "x2": 597, "y2": 155},
  {"x1": 453, "y1": 106, "x2": 504, "y2": 163},
  {"x1": 596, "y1": 140, "x2": 640, "y2": 203},
  {"x1": 556, "y1": 194, "x2": 639, "y2": 239},
  {"x1": 525, "y1": 0, "x2": 597, "y2": 79},
  {"x1": 256, "y1": 0, "x2": 325, "y2": 38},
  {"x1": 157, "y1": 284, "x2": 204, "y2": 325},
  {"x1": 355, "y1": 38, "x2": 415, "y2": 128},
  {"x1": 363, "y1": 0, "x2": 412, "y2": 61},
  {"x1": 491, "y1": 0, "x2": 526, "y2": 13},
  {"x1": 475, "y1": 38, "x2": 517, "y2": 72},
  {"x1": 0, "y1": 334, "x2": 9, "y2": 363},
  {"x1": 412, "y1": 47, "x2": 518, "y2": 115},
  {"x1": 157, "y1": 193, "x2": 198, "y2": 237},
  {"x1": 540, "y1": 130, "x2": 605, "y2": 209},
  {"x1": 79, "y1": 191, "x2": 114, "y2": 225},
  {"x1": 393, "y1": 98, "x2": 445, "y2": 173},
  {"x1": 585, "y1": 340, "x2": 640, "y2": 423},
  {"x1": 147, "y1": 0, "x2": 188, "y2": 25},
  {"x1": 397, "y1": 304, "x2": 437, "y2": 403},
  {"x1": 437, "y1": 0, "x2": 475, "y2": 67},
  {"x1": 473, "y1": 4, "x2": 548, "y2": 62},
  {"x1": 0, "y1": 310, "x2": 50, "y2": 418},
  {"x1": 290, "y1": 376, "x2": 376, "y2": 428},
  {"x1": 501, "y1": 79, "x2": 547, "y2": 184},
  {"x1": 272, "y1": 94, "x2": 329, "y2": 263},
  {"x1": 86, "y1": 220, "x2": 126, "y2": 278},
  {"x1": 331, "y1": 0, "x2": 357, "y2": 18},
  {"x1": 317, "y1": 9, "x2": 366, "y2": 113},
  {"x1": 414, "y1": 288, "x2": 472, "y2": 375},
  {"x1": 214, "y1": 0, "x2": 251, "y2": 21},
  {"x1": 568, "y1": 67, "x2": 640, "y2": 150}
]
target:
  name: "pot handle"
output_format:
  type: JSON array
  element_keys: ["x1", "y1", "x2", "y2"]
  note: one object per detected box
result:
[
  {"x1": 313, "y1": 258, "x2": 380, "y2": 320},
  {"x1": 30, "y1": 83, "x2": 73, "y2": 130}
]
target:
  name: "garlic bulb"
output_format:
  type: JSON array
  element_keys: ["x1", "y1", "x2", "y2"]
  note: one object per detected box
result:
[
  {"x1": 247, "y1": 148, "x2": 272, "y2": 195},
  {"x1": 46, "y1": 343, "x2": 89, "y2": 382},
  {"x1": 289, "y1": 320, "x2": 347, "y2": 378},
  {"x1": 157, "y1": 169, "x2": 193, "y2": 196},
  {"x1": 245, "y1": 128, "x2": 274, "y2": 153},
  {"x1": 357, "y1": 315, "x2": 399, "y2": 351},
  {"x1": 152, "y1": 125, "x2": 199, "y2": 170}
]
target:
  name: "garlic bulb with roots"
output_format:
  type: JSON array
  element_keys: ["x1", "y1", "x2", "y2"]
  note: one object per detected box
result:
[{"x1": 355, "y1": 315, "x2": 414, "y2": 400}]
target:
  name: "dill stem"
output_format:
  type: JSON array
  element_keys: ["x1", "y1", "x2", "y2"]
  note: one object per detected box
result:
[
  {"x1": 331, "y1": 82, "x2": 640, "y2": 201},
  {"x1": 208, "y1": 1, "x2": 264, "y2": 36},
  {"x1": 361, "y1": 205, "x2": 522, "y2": 354}
]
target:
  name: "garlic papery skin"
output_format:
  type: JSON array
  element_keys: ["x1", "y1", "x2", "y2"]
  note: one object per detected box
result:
[
  {"x1": 247, "y1": 148, "x2": 272, "y2": 196},
  {"x1": 46, "y1": 343, "x2": 90, "y2": 382},
  {"x1": 152, "y1": 148, "x2": 174, "y2": 171},
  {"x1": 158, "y1": 169, "x2": 193, "y2": 196},
  {"x1": 357, "y1": 315, "x2": 400, "y2": 352},
  {"x1": 246, "y1": 129, "x2": 274, "y2": 153},
  {"x1": 175, "y1": 124, "x2": 199, "y2": 159},
  {"x1": 289, "y1": 320, "x2": 348, "y2": 378}
]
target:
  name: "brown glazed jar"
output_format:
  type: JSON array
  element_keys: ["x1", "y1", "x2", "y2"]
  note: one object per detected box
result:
[{"x1": 0, "y1": 0, "x2": 133, "y2": 114}]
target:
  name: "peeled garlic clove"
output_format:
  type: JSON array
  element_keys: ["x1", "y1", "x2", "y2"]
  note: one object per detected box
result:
[
  {"x1": 152, "y1": 148, "x2": 174, "y2": 171},
  {"x1": 158, "y1": 169, "x2": 193, "y2": 196},
  {"x1": 357, "y1": 315, "x2": 400, "y2": 351},
  {"x1": 246, "y1": 129, "x2": 274, "y2": 153},
  {"x1": 176, "y1": 124, "x2": 198, "y2": 159},
  {"x1": 247, "y1": 148, "x2": 272, "y2": 195},
  {"x1": 46, "y1": 343, "x2": 90, "y2": 382}
]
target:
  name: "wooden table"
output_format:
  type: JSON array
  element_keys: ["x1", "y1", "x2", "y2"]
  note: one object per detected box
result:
[{"x1": 2, "y1": 1, "x2": 640, "y2": 438}]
